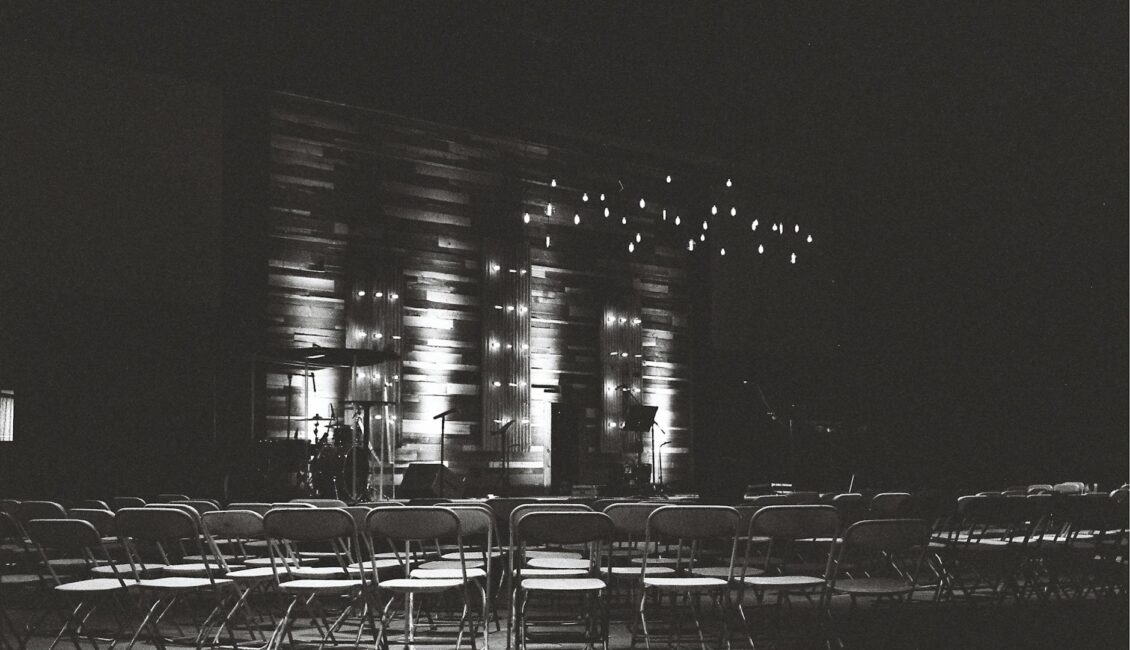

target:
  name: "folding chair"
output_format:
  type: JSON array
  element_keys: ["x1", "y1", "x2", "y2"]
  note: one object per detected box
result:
[
  {"x1": 366, "y1": 506, "x2": 481, "y2": 649},
  {"x1": 262, "y1": 507, "x2": 366, "y2": 650},
  {"x1": 826, "y1": 519, "x2": 930, "y2": 646},
  {"x1": 632, "y1": 505, "x2": 740, "y2": 650},
  {"x1": 1, "y1": 512, "x2": 50, "y2": 650},
  {"x1": 114, "y1": 507, "x2": 235, "y2": 650},
  {"x1": 735, "y1": 505, "x2": 839, "y2": 648},
  {"x1": 868, "y1": 493, "x2": 912, "y2": 519},
  {"x1": 601, "y1": 503, "x2": 676, "y2": 612},
  {"x1": 111, "y1": 498, "x2": 146, "y2": 512},
  {"x1": 198, "y1": 509, "x2": 273, "y2": 648},
  {"x1": 25, "y1": 518, "x2": 138, "y2": 650},
  {"x1": 511, "y1": 511, "x2": 613, "y2": 650}
]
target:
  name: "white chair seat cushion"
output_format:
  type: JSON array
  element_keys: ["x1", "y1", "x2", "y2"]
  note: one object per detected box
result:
[
  {"x1": 524, "y1": 550, "x2": 582, "y2": 560},
  {"x1": 242, "y1": 557, "x2": 304, "y2": 567},
  {"x1": 521, "y1": 577, "x2": 606, "y2": 591},
  {"x1": 291, "y1": 566, "x2": 348, "y2": 577},
  {"x1": 182, "y1": 554, "x2": 239, "y2": 563},
  {"x1": 643, "y1": 577, "x2": 727, "y2": 590},
  {"x1": 831, "y1": 578, "x2": 914, "y2": 595},
  {"x1": 138, "y1": 577, "x2": 233, "y2": 590},
  {"x1": 56, "y1": 578, "x2": 138, "y2": 593},
  {"x1": 0, "y1": 573, "x2": 46, "y2": 585},
  {"x1": 377, "y1": 578, "x2": 464, "y2": 593},
  {"x1": 515, "y1": 568, "x2": 587, "y2": 577},
  {"x1": 411, "y1": 568, "x2": 487, "y2": 580},
  {"x1": 527, "y1": 557, "x2": 589, "y2": 570},
  {"x1": 743, "y1": 575, "x2": 825, "y2": 589},
  {"x1": 226, "y1": 567, "x2": 277, "y2": 580},
  {"x1": 605, "y1": 566, "x2": 675, "y2": 576},
  {"x1": 416, "y1": 559, "x2": 483, "y2": 571},
  {"x1": 440, "y1": 551, "x2": 503, "y2": 561},
  {"x1": 90, "y1": 563, "x2": 165, "y2": 576},
  {"x1": 630, "y1": 557, "x2": 679, "y2": 565},
  {"x1": 46, "y1": 558, "x2": 97, "y2": 572},
  {"x1": 347, "y1": 559, "x2": 403, "y2": 571},
  {"x1": 278, "y1": 579, "x2": 362, "y2": 593}
]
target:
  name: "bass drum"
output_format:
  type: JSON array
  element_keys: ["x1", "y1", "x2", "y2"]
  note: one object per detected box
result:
[{"x1": 311, "y1": 444, "x2": 343, "y2": 499}]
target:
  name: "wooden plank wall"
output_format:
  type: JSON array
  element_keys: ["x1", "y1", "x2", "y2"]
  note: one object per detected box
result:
[{"x1": 263, "y1": 92, "x2": 697, "y2": 493}]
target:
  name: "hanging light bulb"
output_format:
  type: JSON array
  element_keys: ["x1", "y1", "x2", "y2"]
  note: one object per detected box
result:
[
  {"x1": 621, "y1": 216, "x2": 627, "y2": 225},
  {"x1": 674, "y1": 215, "x2": 681, "y2": 226},
  {"x1": 582, "y1": 192, "x2": 589, "y2": 202},
  {"x1": 688, "y1": 239, "x2": 695, "y2": 251},
  {"x1": 639, "y1": 198, "x2": 646, "y2": 208},
  {"x1": 758, "y1": 244, "x2": 765, "y2": 254},
  {"x1": 720, "y1": 247, "x2": 726, "y2": 256},
  {"x1": 662, "y1": 209, "x2": 667, "y2": 221},
  {"x1": 635, "y1": 233, "x2": 641, "y2": 243},
  {"x1": 806, "y1": 234, "x2": 813, "y2": 243},
  {"x1": 356, "y1": 290, "x2": 366, "y2": 297},
  {"x1": 545, "y1": 203, "x2": 553, "y2": 216},
  {"x1": 794, "y1": 224, "x2": 800, "y2": 233},
  {"x1": 700, "y1": 233, "x2": 706, "y2": 242},
  {"x1": 730, "y1": 207, "x2": 737, "y2": 217},
  {"x1": 523, "y1": 212, "x2": 530, "y2": 224},
  {"x1": 711, "y1": 205, "x2": 718, "y2": 215},
  {"x1": 574, "y1": 213, "x2": 580, "y2": 225},
  {"x1": 628, "y1": 242, "x2": 635, "y2": 253},
  {"x1": 791, "y1": 253, "x2": 797, "y2": 264},
  {"x1": 726, "y1": 178, "x2": 733, "y2": 188},
  {"x1": 751, "y1": 219, "x2": 758, "y2": 231},
  {"x1": 666, "y1": 175, "x2": 672, "y2": 183},
  {"x1": 603, "y1": 207, "x2": 610, "y2": 218},
  {"x1": 600, "y1": 193, "x2": 606, "y2": 201},
  {"x1": 545, "y1": 235, "x2": 551, "y2": 248},
  {"x1": 702, "y1": 220, "x2": 709, "y2": 231},
  {"x1": 551, "y1": 178, "x2": 558, "y2": 188}
]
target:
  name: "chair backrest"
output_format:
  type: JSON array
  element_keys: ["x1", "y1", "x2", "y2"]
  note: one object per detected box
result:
[
  {"x1": 0, "y1": 511, "x2": 25, "y2": 541},
  {"x1": 273, "y1": 501, "x2": 315, "y2": 509},
  {"x1": 69, "y1": 508, "x2": 116, "y2": 537},
  {"x1": 264, "y1": 507, "x2": 355, "y2": 542},
  {"x1": 157, "y1": 493, "x2": 191, "y2": 502},
  {"x1": 202, "y1": 509, "x2": 264, "y2": 540},
  {"x1": 0, "y1": 499, "x2": 20, "y2": 516},
  {"x1": 831, "y1": 493, "x2": 867, "y2": 527},
  {"x1": 26, "y1": 519, "x2": 126, "y2": 584},
  {"x1": 1052, "y1": 482, "x2": 1086, "y2": 495},
  {"x1": 174, "y1": 500, "x2": 220, "y2": 514},
  {"x1": 74, "y1": 499, "x2": 110, "y2": 511},
  {"x1": 116, "y1": 507, "x2": 198, "y2": 542},
  {"x1": 830, "y1": 519, "x2": 930, "y2": 591},
  {"x1": 446, "y1": 504, "x2": 494, "y2": 539},
  {"x1": 868, "y1": 492, "x2": 912, "y2": 518},
  {"x1": 290, "y1": 498, "x2": 348, "y2": 508},
  {"x1": 750, "y1": 505, "x2": 839, "y2": 541},
  {"x1": 515, "y1": 511, "x2": 613, "y2": 546},
  {"x1": 647, "y1": 505, "x2": 739, "y2": 541},
  {"x1": 603, "y1": 502, "x2": 667, "y2": 539},
  {"x1": 144, "y1": 503, "x2": 201, "y2": 521},
  {"x1": 840, "y1": 518, "x2": 929, "y2": 551},
  {"x1": 1110, "y1": 488, "x2": 1129, "y2": 505},
  {"x1": 367, "y1": 506, "x2": 460, "y2": 542},
  {"x1": 228, "y1": 502, "x2": 272, "y2": 515},
  {"x1": 111, "y1": 496, "x2": 146, "y2": 511},
  {"x1": 743, "y1": 494, "x2": 789, "y2": 507},
  {"x1": 782, "y1": 491, "x2": 820, "y2": 505},
  {"x1": 16, "y1": 500, "x2": 66, "y2": 524}
]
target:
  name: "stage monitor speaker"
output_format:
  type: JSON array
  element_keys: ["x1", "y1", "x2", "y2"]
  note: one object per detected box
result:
[{"x1": 400, "y1": 463, "x2": 465, "y2": 499}]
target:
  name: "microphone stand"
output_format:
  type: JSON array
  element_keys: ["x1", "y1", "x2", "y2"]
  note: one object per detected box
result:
[
  {"x1": 433, "y1": 408, "x2": 459, "y2": 497},
  {"x1": 619, "y1": 387, "x2": 669, "y2": 493}
]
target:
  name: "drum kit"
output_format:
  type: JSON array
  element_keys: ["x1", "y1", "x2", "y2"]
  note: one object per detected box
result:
[{"x1": 258, "y1": 346, "x2": 400, "y2": 502}]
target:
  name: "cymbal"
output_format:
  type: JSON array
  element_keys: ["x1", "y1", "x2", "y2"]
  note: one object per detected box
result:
[
  {"x1": 266, "y1": 347, "x2": 399, "y2": 368},
  {"x1": 294, "y1": 415, "x2": 331, "y2": 421}
]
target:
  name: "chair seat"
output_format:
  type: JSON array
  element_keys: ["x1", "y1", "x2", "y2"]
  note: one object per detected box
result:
[
  {"x1": 521, "y1": 577, "x2": 606, "y2": 591},
  {"x1": 291, "y1": 566, "x2": 348, "y2": 577},
  {"x1": 743, "y1": 575, "x2": 825, "y2": 589},
  {"x1": 377, "y1": 577, "x2": 464, "y2": 593},
  {"x1": 164, "y1": 563, "x2": 242, "y2": 577},
  {"x1": 278, "y1": 579, "x2": 362, "y2": 593},
  {"x1": 832, "y1": 578, "x2": 915, "y2": 596},
  {"x1": 242, "y1": 557, "x2": 304, "y2": 567},
  {"x1": 226, "y1": 567, "x2": 277, "y2": 580},
  {"x1": 411, "y1": 568, "x2": 487, "y2": 580},
  {"x1": 515, "y1": 568, "x2": 588, "y2": 577},
  {"x1": 182, "y1": 554, "x2": 239, "y2": 563},
  {"x1": 527, "y1": 557, "x2": 589, "y2": 570},
  {"x1": 347, "y1": 559, "x2": 404, "y2": 571},
  {"x1": 0, "y1": 573, "x2": 46, "y2": 585},
  {"x1": 630, "y1": 556, "x2": 679, "y2": 565},
  {"x1": 440, "y1": 551, "x2": 503, "y2": 561},
  {"x1": 90, "y1": 563, "x2": 165, "y2": 577},
  {"x1": 46, "y1": 558, "x2": 98, "y2": 572},
  {"x1": 643, "y1": 577, "x2": 727, "y2": 590},
  {"x1": 298, "y1": 551, "x2": 341, "y2": 560},
  {"x1": 692, "y1": 566, "x2": 766, "y2": 579},
  {"x1": 56, "y1": 578, "x2": 139, "y2": 593},
  {"x1": 417, "y1": 559, "x2": 484, "y2": 571},
  {"x1": 138, "y1": 577, "x2": 233, "y2": 590},
  {"x1": 524, "y1": 550, "x2": 582, "y2": 560},
  {"x1": 605, "y1": 566, "x2": 675, "y2": 576}
]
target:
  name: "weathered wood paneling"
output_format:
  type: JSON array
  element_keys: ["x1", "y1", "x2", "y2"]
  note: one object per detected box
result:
[{"x1": 263, "y1": 92, "x2": 697, "y2": 493}]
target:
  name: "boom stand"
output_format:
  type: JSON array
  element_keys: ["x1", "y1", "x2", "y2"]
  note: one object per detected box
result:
[{"x1": 491, "y1": 420, "x2": 515, "y2": 496}]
